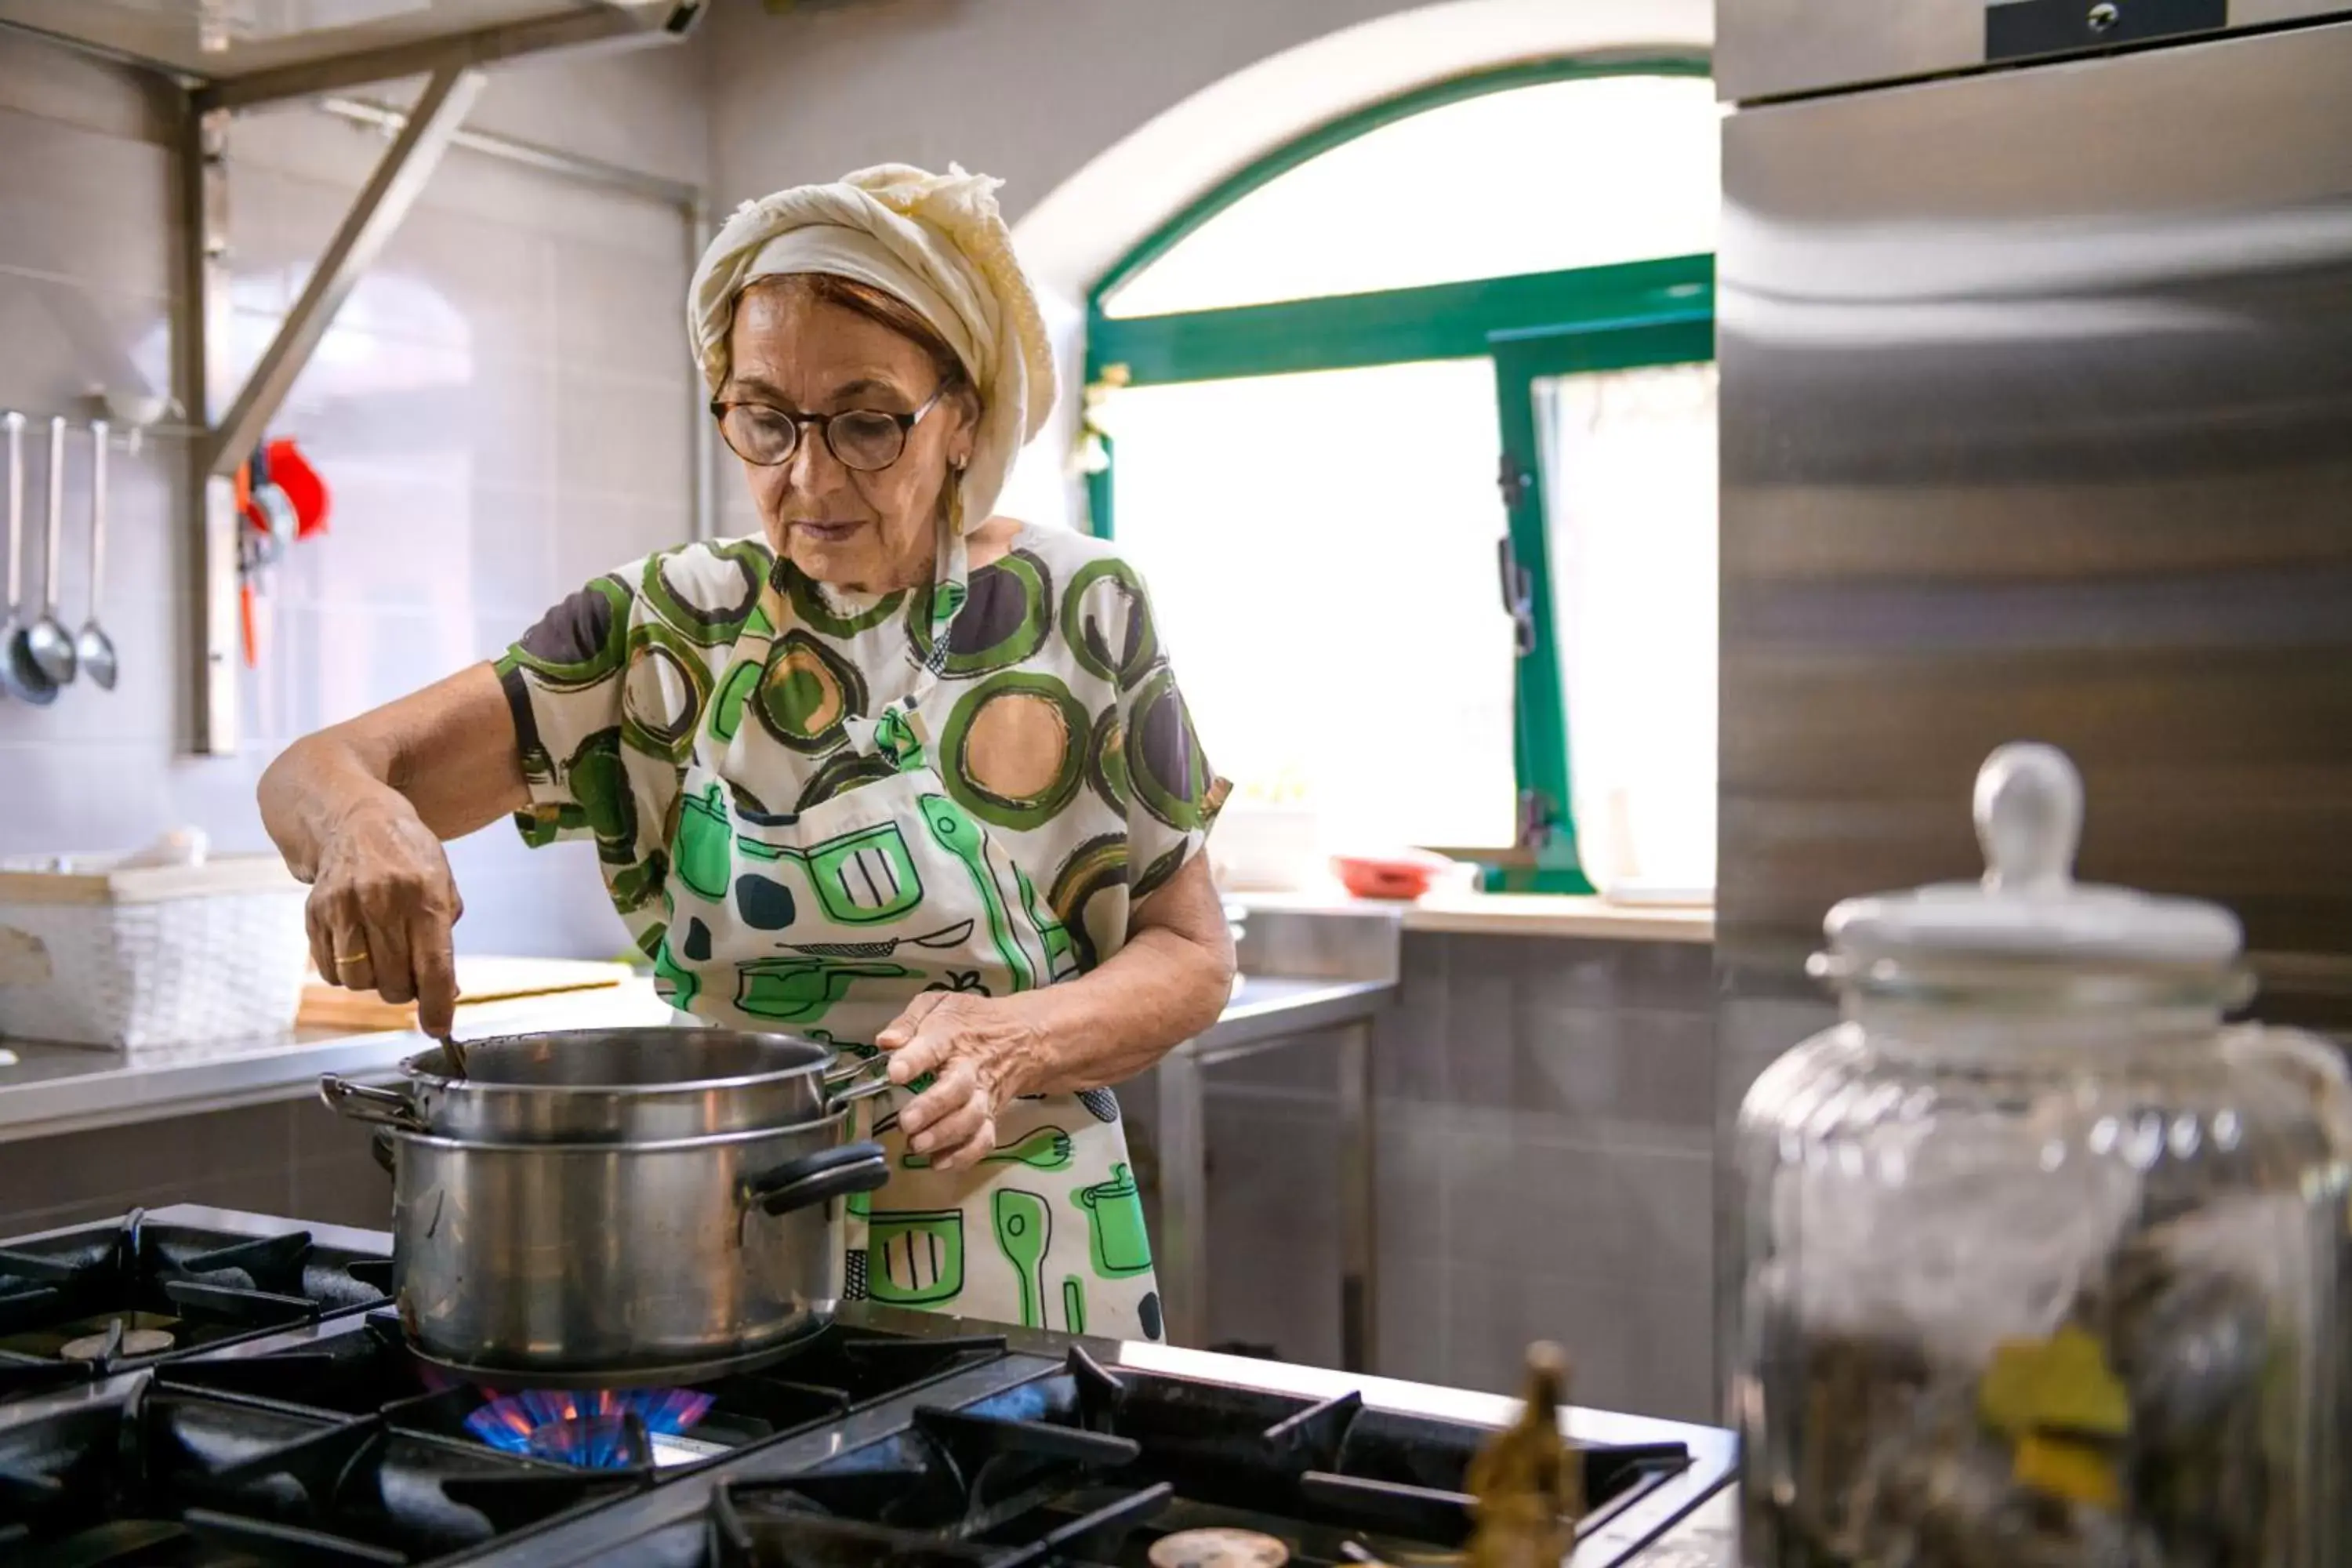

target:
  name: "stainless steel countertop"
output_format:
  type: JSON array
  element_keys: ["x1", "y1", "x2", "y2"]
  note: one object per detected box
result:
[{"x1": 0, "y1": 972, "x2": 1396, "y2": 1144}]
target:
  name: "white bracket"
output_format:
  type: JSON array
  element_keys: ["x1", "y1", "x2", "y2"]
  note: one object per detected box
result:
[
  {"x1": 176, "y1": 67, "x2": 482, "y2": 757},
  {"x1": 143, "y1": 2, "x2": 708, "y2": 757}
]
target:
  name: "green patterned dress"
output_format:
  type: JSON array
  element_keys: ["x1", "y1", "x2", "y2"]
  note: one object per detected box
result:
[{"x1": 495, "y1": 523, "x2": 1226, "y2": 1341}]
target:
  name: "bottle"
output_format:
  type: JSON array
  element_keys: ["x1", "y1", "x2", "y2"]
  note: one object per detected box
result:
[{"x1": 1465, "y1": 1341, "x2": 1584, "y2": 1568}]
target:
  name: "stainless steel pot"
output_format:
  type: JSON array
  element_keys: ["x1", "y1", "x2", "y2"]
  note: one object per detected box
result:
[
  {"x1": 381, "y1": 1115, "x2": 889, "y2": 1386},
  {"x1": 320, "y1": 1027, "x2": 888, "y2": 1142}
]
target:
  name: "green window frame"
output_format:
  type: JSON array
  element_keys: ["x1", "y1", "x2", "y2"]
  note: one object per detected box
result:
[{"x1": 1083, "y1": 55, "x2": 1715, "y2": 891}]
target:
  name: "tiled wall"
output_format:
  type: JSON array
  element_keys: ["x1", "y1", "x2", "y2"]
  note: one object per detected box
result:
[
  {"x1": 0, "y1": 31, "x2": 707, "y2": 961},
  {"x1": 1155, "y1": 931, "x2": 1722, "y2": 1422},
  {"x1": 0, "y1": 1094, "x2": 387, "y2": 1242}
]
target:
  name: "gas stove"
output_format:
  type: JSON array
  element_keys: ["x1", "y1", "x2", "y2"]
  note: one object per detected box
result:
[
  {"x1": 0, "y1": 1207, "x2": 393, "y2": 1400},
  {"x1": 0, "y1": 1208, "x2": 1735, "y2": 1566}
]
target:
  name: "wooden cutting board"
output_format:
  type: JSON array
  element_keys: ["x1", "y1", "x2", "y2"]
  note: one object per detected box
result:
[{"x1": 298, "y1": 956, "x2": 636, "y2": 1031}]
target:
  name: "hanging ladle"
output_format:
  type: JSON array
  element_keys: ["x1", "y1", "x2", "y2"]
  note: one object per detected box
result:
[
  {"x1": 23, "y1": 416, "x2": 77, "y2": 688},
  {"x1": 0, "y1": 412, "x2": 56, "y2": 706},
  {"x1": 73, "y1": 419, "x2": 117, "y2": 691}
]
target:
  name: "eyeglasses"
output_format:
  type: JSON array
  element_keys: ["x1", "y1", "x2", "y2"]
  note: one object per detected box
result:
[{"x1": 710, "y1": 388, "x2": 944, "y2": 472}]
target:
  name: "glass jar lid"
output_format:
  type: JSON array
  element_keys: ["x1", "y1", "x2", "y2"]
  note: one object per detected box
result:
[{"x1": 1820, "y1": 742, "x2": 2241, "y2": 972}]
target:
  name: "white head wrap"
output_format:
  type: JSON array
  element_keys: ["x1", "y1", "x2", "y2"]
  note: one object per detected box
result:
[{"x1": 689, "y1": 164, "x2": 1055, "y2": 535}]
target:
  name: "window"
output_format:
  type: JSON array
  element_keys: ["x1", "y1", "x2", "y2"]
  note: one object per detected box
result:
[
  {"x1": 1099, "y1": 73, "x2": 1720, "y2": 318},
  {"x1": 1087, "y1": 60, "x2": 1719, "y2": 889},
  {"x1": 1108, "y1": 360, "x2": 1515, "y2": 851},
  {"x1": 1536, "y1": 361, "x2": 1718, "y2": 894}
]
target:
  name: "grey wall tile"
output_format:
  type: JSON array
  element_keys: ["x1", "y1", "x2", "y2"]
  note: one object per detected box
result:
[
  {"x1": 0, "y1": 1105, "x2": 299, "y2": 1230},
  {"x1": 1372, "y1": 934, "x2": 1447, "y2": 1104},
  {"x1": 289, "y1": 1092, "x2": 372, "y2": 1168},
  {"x1": 1370, "y1": 1251, "x2": 1448, "y2": 1388},
  {"x1": 1441, "y1": 933, "x2": 1519, "y2": 1107},
  {"x1": 0, "y1": 1196, "x2": 147, "y2": 1239},
  {"x1": 174, "y1": 1163, "x2": 299, "y2": 1222},
  {"x1": 1203, "y1": 1094, "x2": 1340, "y2": 1366},
  {"x1": 0, "y1": 1104, "x2": 294, "y2": 1207},
  {"x1": 1207, "y1": 1036, "x2": 1348, "y2": 1097},
  {"x1": 1445, "y1": 1110, "x2": 1630, "y2": 1280},
  {"x1": 1516, "y1": 1004, "x2": 1719, "y2": 1138},
  {"x1": 1446, "y1": 1263, "x2": 1717, "y2": 1422},
  {"x1": 1443, "y1": 1112, "x2": 1710, "y2": 1296},
  {"x1": 1370, "y1": 1097, "x2": 1449, "y2": 1263},
  {"x1": 292, "y1": 1152, "x2": 394, "y2": 1231}
]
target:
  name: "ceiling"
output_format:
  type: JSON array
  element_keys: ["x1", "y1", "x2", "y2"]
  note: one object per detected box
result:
[{"x1": 0, "y1": 0, "x2": 681, "y2": 87}]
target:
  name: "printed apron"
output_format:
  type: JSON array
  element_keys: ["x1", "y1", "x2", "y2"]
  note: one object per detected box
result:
[{"x1": 651, "y1": 528, "x2": 1163, "y2": 1343}]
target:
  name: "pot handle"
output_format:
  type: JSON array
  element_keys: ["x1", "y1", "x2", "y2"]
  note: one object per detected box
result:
[
  {"x1": 370, "y1": 1129, "x2": 397, "y2": 1178},
  {"x1": 320, "y1": 1073, "x2": 423, "y2": 1131},
  {"x1": 739, "y1": 1139, "x2": 891, "y2": 1218},
  {"x1": 821, "y1": 1054, "x2": 898, "y2": 1115}
]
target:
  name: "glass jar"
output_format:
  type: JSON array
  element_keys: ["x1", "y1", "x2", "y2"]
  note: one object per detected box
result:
[{"x1": 1730, "y1": 743, "x2": 2352, "y2": 1568}]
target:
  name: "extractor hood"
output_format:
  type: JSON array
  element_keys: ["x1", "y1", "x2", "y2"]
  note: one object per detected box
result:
[{"x1": 0, "y1": 0, "x2": 697, "y2": 106}]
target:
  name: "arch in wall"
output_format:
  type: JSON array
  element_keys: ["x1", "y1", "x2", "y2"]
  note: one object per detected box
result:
[{"x1": 1000, "y1": 0, "x2": 1713, "y2": 528}]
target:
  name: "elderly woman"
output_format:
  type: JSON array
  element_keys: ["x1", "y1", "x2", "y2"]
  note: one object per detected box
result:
[{"x1": 258, "y1": 165, "x2": 1232, "y2": 1341}]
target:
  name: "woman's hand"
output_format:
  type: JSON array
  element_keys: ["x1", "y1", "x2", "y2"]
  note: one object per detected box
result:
[
  {"x1": 877, "y1": 993, "x2": 1047, "y2": 1171},
  {"x1": 259, "y1": 664, "x2": 531, "y2": 1040},
  {"x1": 303, "y1": 798, "x2": 463, "y2": 1035}
]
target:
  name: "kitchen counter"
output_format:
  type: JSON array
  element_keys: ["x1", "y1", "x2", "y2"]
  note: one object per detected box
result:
[
  {"x1": 1237, "y1": 887, "x2": 1715, "y2": 943},
  {"x1": 1192, "y1": 971, "x2": 1395, "y2": 1057},
  {"x1": 0, "y1": 982, "x2": 683, "y2": 1145},
  {"x1": 0, "y1": 972, "x2": 1398, "y2": 1146}
]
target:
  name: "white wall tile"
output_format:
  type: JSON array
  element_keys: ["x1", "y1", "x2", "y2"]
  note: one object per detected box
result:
[{"x1": 0, "y1": 29, "x2": 699, "y2": 956}]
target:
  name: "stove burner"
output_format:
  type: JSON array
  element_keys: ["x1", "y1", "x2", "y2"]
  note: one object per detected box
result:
[
  {"x1": 58, "y1": 1323, "x2": 174, "y2": 1363},
  {"x1": 1150, "y1": 1526, "x2": 1294, "y2": 1568},
  {"x1": 0, "y1": 1210, "x2": 390, "y2": 1381},
  {"x1": 466, "y1": 1387, "x2": 718, "y2": 1469}
]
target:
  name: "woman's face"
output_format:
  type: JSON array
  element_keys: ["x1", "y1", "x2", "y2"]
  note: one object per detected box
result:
[{"x1": 723, "y1": 280, "x2": 974, "y2": 592}]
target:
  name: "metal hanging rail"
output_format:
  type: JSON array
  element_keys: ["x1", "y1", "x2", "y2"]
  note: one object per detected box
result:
[{"x1": 0, "y1": 2, "x2": 709, "y2": 756}]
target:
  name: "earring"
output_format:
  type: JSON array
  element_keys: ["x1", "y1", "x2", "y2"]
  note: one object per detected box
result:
[{"x1": 951, "y1": 455, "x2": 970, "y2": 473}]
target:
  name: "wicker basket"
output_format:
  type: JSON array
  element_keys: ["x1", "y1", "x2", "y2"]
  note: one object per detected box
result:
[{"x1": 0, "y1": 853, "x2": 310, "y2": 1050}]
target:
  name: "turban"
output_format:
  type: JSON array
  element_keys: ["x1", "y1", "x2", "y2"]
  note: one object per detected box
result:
[{"x1": 689, "y1": 163, "x2": 1054, "y2": 533}]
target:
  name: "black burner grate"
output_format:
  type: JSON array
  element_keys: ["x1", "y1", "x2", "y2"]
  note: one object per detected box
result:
[
  {"x1": 0, "y1": 1210, "x2": 392, "y2": 1392},
  {"x1": 702, "y1": 1348, "x2": 1695, "y2": 1568},
  {"x1": 0, "y1": 1377, "x2": 646, "y2": 1566},
  {"x1": 159, "y1": 1312, "x2": 1010, "y2": 1468}
]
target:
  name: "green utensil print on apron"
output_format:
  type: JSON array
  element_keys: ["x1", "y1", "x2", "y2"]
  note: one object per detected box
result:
[
  {"x1": 735, "y1": 957, "x2": 912, "y2": 1023},
  {"x1": 1061, "y1": 1275, "x2": 1086, "y2": 1334},
  {"x1": 650, "y1": 931, "x2": 699, "y2": 1011},
  {"x1": 788, "y1": 918, "x2": 975, "y2": 960},
  {"x1": 867, "y1": 1208, "x2": 964, "y2": 1305},
  {"x1": 920, "y1": 793, "x2": 1034, "y2": 991},
  {"x1": 799, "y1": 822, "x2": 925, "y2": 924},
  {"x1": 902, "y1": 1125, "x2": 1074, "y2": 1172},
  {"x1": 993, "y1": 1189, "x2": 1051, "y2": 1328},
  {"x1": 675, "y1": 782, "x2": 733, "y2": 901},
  {"x1": 1015, "y1": 866, "x2": 1080, "y2": 982},
  {"x1": 733, "y1": 822, "x2": 925, "y2": 926},
  {"x1": 1072, "y1": 1163, "x2": 1152, "y2": 1279}
]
